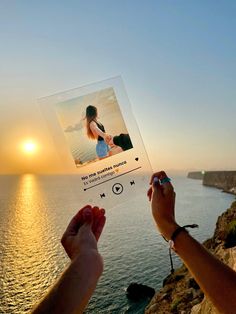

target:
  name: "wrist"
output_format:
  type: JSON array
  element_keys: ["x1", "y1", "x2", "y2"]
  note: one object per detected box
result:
[
  {"x1": 161, "y1": 222, "x2": 180, "y2": 241},
  {"x1": 72, "y1": 249, "x2": 104, "y2": 277}
]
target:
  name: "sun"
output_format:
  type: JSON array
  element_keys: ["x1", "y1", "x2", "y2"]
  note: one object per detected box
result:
[{"x1": 23, "y1": 141, "x2": 37, "y2": 154}]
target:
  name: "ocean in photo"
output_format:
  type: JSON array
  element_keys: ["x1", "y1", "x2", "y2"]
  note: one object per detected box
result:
[{"x1": 0, "y1": 175, "x2": 235, "y2": 314}]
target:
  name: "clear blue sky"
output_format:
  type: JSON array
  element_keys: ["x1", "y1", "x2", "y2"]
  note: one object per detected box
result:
[{"x1": 0, "y1": 1, "x2": 235, "y2": 173}]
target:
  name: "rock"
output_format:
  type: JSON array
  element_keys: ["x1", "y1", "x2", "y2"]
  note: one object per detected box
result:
[
  {"x1": 192, "y1": 289, "x2": 204, "y2": 300},
  {"x1": 188, "y1": 278, "x2": 200, "y2": 290},
  {"x1": 126, "y1": 283, "x2": 155, "y2": 301},
  {"x1": 163, "y1": 273, "x2": 185, "y2": 286},
  {"x1": 163, "y1": 285, "x2": 173, "y2": 294},
  {"x1": 187, "y1": 172, "x2": 204, "y2": 180},
  {"x1": 212, "y1": 202, "x2": 236, "y2": 248},
  {"x1": 203, "y1": 171, "x2": 236, "y2": 195},
  {"x1": 162, "y1": 273, "x2": 173, "y2": 286},
  {"x1": 170, "y1": 297, "x2": 182, "y2": 312},
  {"x1": 191, "y1": 296, "x2": 219, "y2": 314},
  {"x1": 224, "y1": 220, "x2": 236, "y2": 248},
  {"x1": 145, "y1": 200, "x2": 236, "y2": 314},
  {"x1": 189, "y1": 171, "x2": 236, "y2": 195},
  {"x1": 147, "y1": 303, "x2": 159, "y2": 312},
  {"x1": 185, "y1": 288, "x2": 194, "y2": 299},
  {"x1": 191, "y1": 298, "x2": 201, "y2": 306},
  {"x1": 160, "y1": 293, "x2": 169, "y2": 301},
  {"x1": 191, "y1": 302, "x2": 202, "y2": 314}
]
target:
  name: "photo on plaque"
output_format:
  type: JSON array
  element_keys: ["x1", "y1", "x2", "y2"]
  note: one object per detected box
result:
[{"x1": 54, "y1": 87, "x2": 133, "y2": 168}]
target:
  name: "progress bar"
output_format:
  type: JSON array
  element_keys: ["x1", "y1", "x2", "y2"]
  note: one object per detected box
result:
[{"x1": 84, "y1": 166, "x2": 142, "y2": 191}]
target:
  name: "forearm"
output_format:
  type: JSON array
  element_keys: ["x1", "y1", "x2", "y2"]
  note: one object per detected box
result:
[
  {"x1": 174, "y1": 231, "x2": 236, "y2": 314},
  {"x1": 32, "y1": 250, "x2": 103, "y2": 314}
]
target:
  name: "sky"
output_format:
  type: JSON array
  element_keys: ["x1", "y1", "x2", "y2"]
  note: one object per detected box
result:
[{"x1": 0, "y1": 1, "x2": 235, "y2": 174}]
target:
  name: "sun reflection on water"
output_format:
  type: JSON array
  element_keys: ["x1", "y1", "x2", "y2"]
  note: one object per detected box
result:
[{"x1": 1, "y1": 175, "x2": 66, "y2": 313}]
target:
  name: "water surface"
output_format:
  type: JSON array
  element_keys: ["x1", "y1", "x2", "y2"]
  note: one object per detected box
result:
[{"x1": 0, "y1": 175, "x2": 234, "y2": 313}]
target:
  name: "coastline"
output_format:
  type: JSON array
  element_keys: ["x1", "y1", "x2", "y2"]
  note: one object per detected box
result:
[
  {"x1": 188, "y1": 171, "x2": 236, "y2": 195},
  {"x1": 145, "y1": 200, "x2": 236, "y2": 314},
  {"x1": 145, "y1": 172, "x2": 236, "y2": 314}
]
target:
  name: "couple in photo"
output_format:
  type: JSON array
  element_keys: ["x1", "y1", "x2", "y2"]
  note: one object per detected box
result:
[{"x1": 85, "y1": 105, "x2": 132, "y2": 160}]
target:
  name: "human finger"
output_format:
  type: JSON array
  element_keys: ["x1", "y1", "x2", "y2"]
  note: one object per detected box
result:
[
  {"x1": 149, "y1": 171, "x2": 168, "y2": 184},
  {"x1": 100, "y1": 208, "x2": 105, "y2": 215},
  {"x1": 95, "y1": 207, "x2": 105, "y2": 217},
  {"x1": 151, "y1": 178, "x2": 164, "y2": 200},
  {"x1": 92, "y1": 206, "x2": 100, "y2": 217},
  {"x1": 83, "y1": 206, "x2": 93, "y2": 225},
  {"x1": 147, "y1": 187, "x2": 152, "y2": 201},
  {"x1": 161, "y1": 180, "x2": 174, "y2": 196},
  {"x1": 94, "y1": 215, "x2": 106, "y2": 241},
  {"x1": 92, "y1": 208, "x2": 105, "y2": 235},
  {"x1": 64, "y1": 205, "x2": 92, "y2": 235}
]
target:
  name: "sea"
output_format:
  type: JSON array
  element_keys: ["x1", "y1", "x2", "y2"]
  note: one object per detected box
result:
[{"x1": 0, "y1": 175, "x2": 235, "y2": 314}]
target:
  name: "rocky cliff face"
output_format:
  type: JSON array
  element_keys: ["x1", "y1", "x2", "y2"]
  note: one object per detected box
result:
[
  {"x1": 203, "y1": 171, "x2": 236, "y2": 195},
  {"x1": 145, "y1": 201, "x2": 236, "y2": 314},
  {"x1": 187, "y1": 172, "x2": 204, "y2": 180}
]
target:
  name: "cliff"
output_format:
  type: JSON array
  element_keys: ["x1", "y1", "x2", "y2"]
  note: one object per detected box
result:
[
  {"x1": 187, "y1": 172, "x2": 204, "y2": 180},
  {"x1": 203, "y1": 171, "x2": 236, "y2": 195},
  {"x1": 145, "y1": 201, "x2": 236, "y2": 314}
]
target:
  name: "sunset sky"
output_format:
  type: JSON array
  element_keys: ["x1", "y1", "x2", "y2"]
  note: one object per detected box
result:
[{"x1": 0, "y1": 1, "x2": 235, "y2": 174}]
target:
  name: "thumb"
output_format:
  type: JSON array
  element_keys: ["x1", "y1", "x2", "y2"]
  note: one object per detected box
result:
[{"x1": 152, "y1": 177, "x2": 163, "y2": 200}]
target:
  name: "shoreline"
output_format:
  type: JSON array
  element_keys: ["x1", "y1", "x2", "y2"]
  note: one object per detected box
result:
[
  {"x1": 145, "y1": 173, "x2": 236, "y2": 314},
  {"x1": 188, "y1": 171, "x2": 236, "y2": 195},
  {"x1": 145, "y1": 199, "x2": 236, "y2": 314}
]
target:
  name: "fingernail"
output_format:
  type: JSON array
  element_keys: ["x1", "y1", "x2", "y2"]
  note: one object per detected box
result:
[
  {"x1": 153, "y1": 177, "x2": 159, "y2": 184},
  {"x1": 83, "y1": 207, "x2": 92, "y2": 217}
]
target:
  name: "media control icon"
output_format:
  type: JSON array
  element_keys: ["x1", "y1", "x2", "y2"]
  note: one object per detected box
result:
[
  {"x1": 130, "y1": 180, "x2": 135, "y2": 186},
  {"x1": 112, "y1": 183, "x2": 123, "y2": 195},
  {"x1": 100, "y1": 193, "x2": 106, "y2": 198}
]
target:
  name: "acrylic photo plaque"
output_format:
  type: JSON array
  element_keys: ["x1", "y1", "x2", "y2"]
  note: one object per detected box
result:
[{"x1": 39, "y1": 77, "x2": 152, "y2": 208}]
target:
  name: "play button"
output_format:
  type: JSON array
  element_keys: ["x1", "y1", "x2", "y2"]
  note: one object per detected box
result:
[{"x1": 112, "y1": 183, "x2": 123, "y2": 195}]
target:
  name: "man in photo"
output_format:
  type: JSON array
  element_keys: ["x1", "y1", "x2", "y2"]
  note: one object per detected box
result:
[{"x1": 107, "y1": 133, "x2": 133, "y2": 152}]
